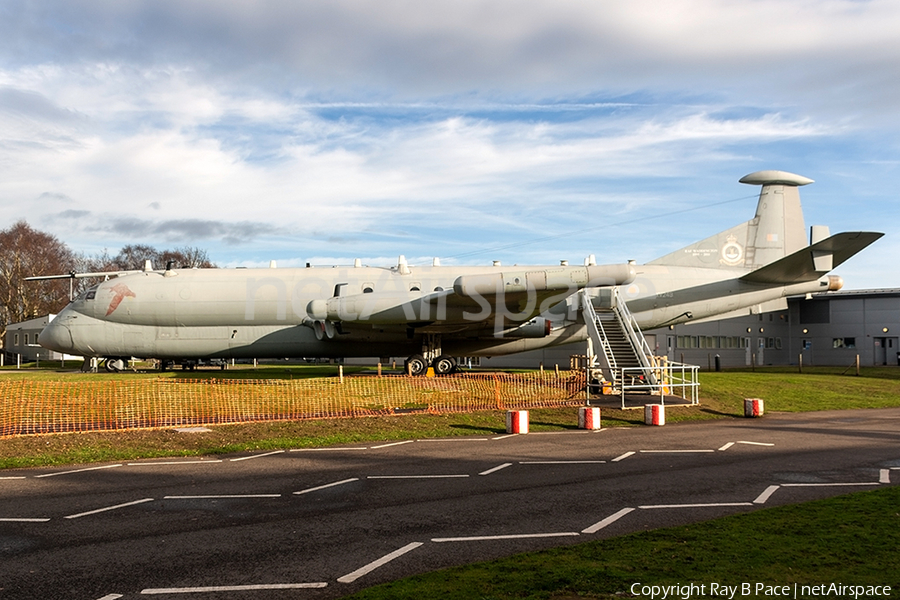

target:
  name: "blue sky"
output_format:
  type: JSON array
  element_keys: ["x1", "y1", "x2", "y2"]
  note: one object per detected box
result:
[{"x1": 1, "y1": 0, "x2": 898, "y2": 288}]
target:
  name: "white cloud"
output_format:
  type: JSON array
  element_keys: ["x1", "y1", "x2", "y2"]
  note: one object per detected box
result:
[{"x1": 0, "y1": 0, "x2": 896, "y2": 287}]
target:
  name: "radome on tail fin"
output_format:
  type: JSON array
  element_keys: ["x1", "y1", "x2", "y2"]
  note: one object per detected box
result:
[{"x1": 649, "y1": 170, "x2": 812, "y2": 270}]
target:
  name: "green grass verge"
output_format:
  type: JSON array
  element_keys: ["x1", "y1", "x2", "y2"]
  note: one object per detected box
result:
[
  {"x1": 1, "y1": 366, "x2": 899, "y2": 469},
  {"x1": 339, "y1": 485, "x2": 900, "y2": 600}
]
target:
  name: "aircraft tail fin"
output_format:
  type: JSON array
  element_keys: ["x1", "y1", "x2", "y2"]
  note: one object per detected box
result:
[{"x1": 648, "y1": 170, "x2": 812, "y2": 270}]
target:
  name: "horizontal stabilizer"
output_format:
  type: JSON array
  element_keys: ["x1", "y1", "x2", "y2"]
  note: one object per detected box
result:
[{"x1": 740, "y1": 232, "x2": 883, "y2": 284}]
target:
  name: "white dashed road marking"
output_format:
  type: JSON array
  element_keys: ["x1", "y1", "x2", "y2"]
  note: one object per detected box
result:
[
  {"x1": 140, "y1": 583, "x2": 328, "y2": 594},
  {"x1": 611, "y1": 451, "x2": 635, "y2": 462},
  {"x1": 639, "y1": 502, "x2": 753, "y2": 509},
  {"x1": 34, "y1": 464, "x2": 122, "y2": 478},
  {"x1": 432, "y1": 532, "x2": 580, "y2": 542},
  {"x1": 294, "y1": 478, "x2": 359, "y2": 495},
  {"x1": 754, "y1": 485, "x2": 781, "y2": 504},
  {"x1": 370, "y1": 440, "x2": 415, "y2": 449},
  {"x1": 582, "y1": 507, "x2": 635, "y2": 533},
  {"x1": 64, "y1": 498, "x2": 155, "y2": 520},
  {"x1": 479, "y1": 463, "x2": 513, "y2": 476},
  {"x1": 163, "y1": 495, "x2": 281, "y2": 499},
  {"x1": 337, "y1": 542, "x2": 424, "y2": 584},
  {"x1": 230, "y1": 450, "x2": 285, "y2": 462}
]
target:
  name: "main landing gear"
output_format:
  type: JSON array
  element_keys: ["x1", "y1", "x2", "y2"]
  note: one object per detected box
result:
[
  {"x1": 404, "y1": 353, "x2": 458, "y2": 376},
  {"x1": 404, "y1": 333, "x2": 458, "y2": 376}
]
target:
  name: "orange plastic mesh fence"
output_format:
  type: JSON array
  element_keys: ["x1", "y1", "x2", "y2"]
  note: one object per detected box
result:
[{"x1": 0, "y1": 372, "x2": 587, "y2": 437}]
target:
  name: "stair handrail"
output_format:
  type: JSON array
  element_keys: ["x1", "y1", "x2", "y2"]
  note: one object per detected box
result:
[
  {"x1": 580, "y1": 290, "x2": 618, "y2": 380},
  {"x1": 611, "y1": 287, "x2": 656, "y2": 370}
]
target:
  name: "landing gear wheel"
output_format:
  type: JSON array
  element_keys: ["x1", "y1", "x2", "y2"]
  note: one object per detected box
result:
[
  {"x1": 405, "y1": 354, "x2": 429, "y2": 376},
  {"x1": 433, "y1": 356, "x2": 456, "y2": 375},
  {"x1": 104, "y1": 358, "x2": 125, "y2": 372}
]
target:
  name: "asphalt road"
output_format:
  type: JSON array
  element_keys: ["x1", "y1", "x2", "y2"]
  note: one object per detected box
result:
[{"x1": 2, "y1": 408, "x2": 899, "y2": 600}]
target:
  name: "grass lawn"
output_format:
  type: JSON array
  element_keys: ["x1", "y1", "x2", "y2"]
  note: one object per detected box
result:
[{"x1": 1, "y1": 365, "x2": 899, "y2": 468}]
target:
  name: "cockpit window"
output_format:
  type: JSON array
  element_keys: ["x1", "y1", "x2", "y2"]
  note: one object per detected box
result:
[{"x1": 79, "y1": 285, "x2": 99, "y2": 301}]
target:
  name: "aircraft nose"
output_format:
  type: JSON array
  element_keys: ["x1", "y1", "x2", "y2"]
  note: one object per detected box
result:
[{"x1": 38, "y1": 318, "x2": 75, "y2": 353}]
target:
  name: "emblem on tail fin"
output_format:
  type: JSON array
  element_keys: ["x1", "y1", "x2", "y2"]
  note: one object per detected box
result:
[{"x1": 720, "y1": 235, "x2": 744, "y2": 266}]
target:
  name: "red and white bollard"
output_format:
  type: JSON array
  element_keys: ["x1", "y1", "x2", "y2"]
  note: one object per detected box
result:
[
  {"x1": 578, "y1": 406, "x2": 601, "y2": 430},
  {"x1": 506, "y1": 410, "x2": 529, "y2": 434},
  {"x1": 744, "y1": 398, "x2": 764, "y2": 417},
  {"x1": 644, "y1": 403, "x2": 665, "y2": 426}
]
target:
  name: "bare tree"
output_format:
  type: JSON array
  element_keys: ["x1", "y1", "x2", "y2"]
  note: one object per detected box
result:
[{"x1": 0, "y1": 221, "x2": 75, "y2": 338}]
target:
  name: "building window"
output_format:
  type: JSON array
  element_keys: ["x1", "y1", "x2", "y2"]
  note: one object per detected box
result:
[
  {"x1": 832, "y1": 337, "x2": 856, "y2": 349},
  {"x1": 13, "y1": 333, "x2": 19, "y2": 346},
  {"x1": 24, "y1": 333, "x2": 29, "y2": 345}
]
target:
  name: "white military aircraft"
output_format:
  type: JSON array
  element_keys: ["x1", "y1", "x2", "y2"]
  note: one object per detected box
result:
[{"x1": 38, "y1": 170, "x2": 881, "y2": 374}]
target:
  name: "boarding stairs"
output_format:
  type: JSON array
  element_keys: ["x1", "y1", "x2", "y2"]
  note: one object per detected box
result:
[
  {"x1": 580, "y1": 288, "x2": 699, "y2": 408},
  {"x1": 581, "y1": 287, "x2": 657, "y2": 387}
]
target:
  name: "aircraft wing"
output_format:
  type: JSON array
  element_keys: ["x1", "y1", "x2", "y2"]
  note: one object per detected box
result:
[
  {"x1": 740, "y1": 231, "x2": 883, "y2": 285},
  {"x1": 308, "y1": 262, "x2": 636, "y2": 330}
]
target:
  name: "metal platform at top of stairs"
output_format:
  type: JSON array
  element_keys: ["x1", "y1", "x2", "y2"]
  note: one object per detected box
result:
[{"x1": 580, "y1": 288, "x2": 699, "y2": 409}]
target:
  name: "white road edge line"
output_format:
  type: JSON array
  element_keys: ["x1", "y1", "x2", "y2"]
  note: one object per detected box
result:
[
  {"x1": 639, "y1": 450, "x2": 715, "y2": 453},
  {"x1": 432, "y1": 532, "x2": 579, "y2": 542},
  {"x1": 491, "y1": 434, "x2": 518, "y2": 440},
  {"x1": 294, "y1": 478, "x2": 359, "y2": 495},
  {"x1": 289, "y1": 447, "x2": 368, "y2": 452},
  {"x1": 35, "y1": 464, "x2": 123, "y2": 478},
  {"x1": 611, "y1": 451, "x2": 635, "y2": 462},
  {"x1": 519, "y1": 461, "x2": 606, "y2": 465},
  {"x1": 639, "y1": 502, "x2": 753, "y2": 509},
  {"x1": 0, "y1": 517, "x2": 51, "y2": 522},
  {"x1": 337, "y1": 542, "x2": 423, "y2": 584},
  {"x1": 754, "y1": 485, "x2": 780, "y2": 504},
  {"x1": 781, "y1": 482, "x2": 879, "y2": 487},
  {"x1": 479, "y1": 463, "x2": 513, "y2": 476},
  {"x1": 418, "y1": 438, "x2": 490, "y2": 442},
  {"x1": 141, "y1": 583, "x2": 327, "y2": 594},
  {"x1": 0, "y1": 476, "x2": 27, "y2": 480},
  {"x1": 163, "y1": 495, "x2": 281, "y2": 499},
  {"x1": 126, "y1": 461, "x2": 222, "y2": 466},
  {"x1": 737, "y1": 441, "x2": 775, "y2": 446},
  {"x1": 582, "y1": 507, "x2": 635, "y2": 534},
  {"x1": 368, "y1": 475, "x2": 470, "y2": 479},
  {"x1": 718, "y1": 442, "x2": 735, "y2": 451},
  {"x1": 65, "y1": 498, "x2": 154, "y2": 519},
  {"x1": 96, "y1": 594, "x2": 124, "y2": 600},
  {"x1": 879, "y1": 469, "x2": 891, "y2": 484},
  {"x1": 230, "y1": 450, "x2": 285, "y2": 462},
  {"x1": 370, "y1": 440, "x2": 415, "y2": 449}
]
